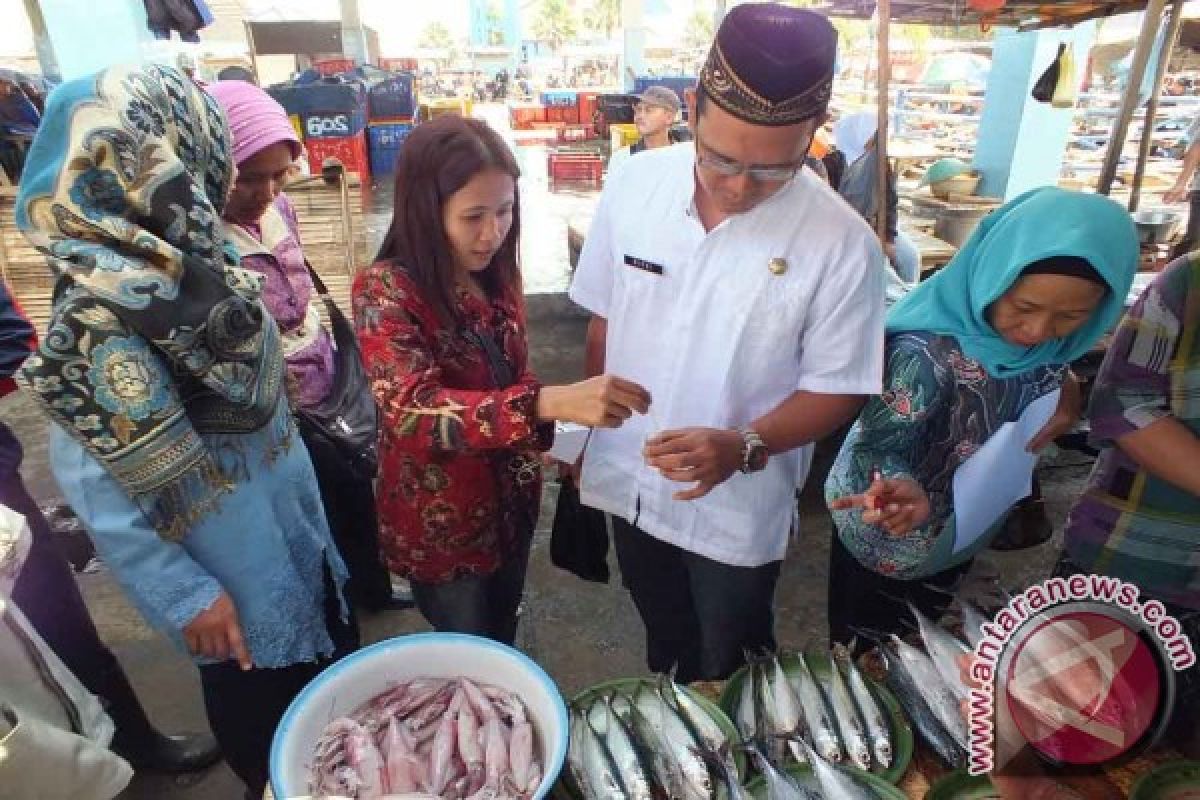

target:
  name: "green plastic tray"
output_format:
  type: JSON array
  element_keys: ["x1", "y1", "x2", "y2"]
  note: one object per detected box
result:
[
  {"x1": 745, "y1": 761, "x2": 908, "y2": 799},
  {"x1": 923, "y1": 769, "x2": 1000, "y2": 799},
  {"x1": 1130, "y1": 760, "x2": 1200, "y2": 800},
  {"x1": 554, "y1": 676, "x2": 745, "y2": 800},
  {"x1": 718, "y1": 651, "x2": 915, "y2": 785}
]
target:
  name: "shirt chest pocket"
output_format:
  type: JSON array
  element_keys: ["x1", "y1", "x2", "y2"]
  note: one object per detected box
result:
[
  {"x1": 613, "y1": 250, "x2": 675, "y2": 311},
  {"x1": 706, "y1": 268, "x2": 808, "y2": 362}
]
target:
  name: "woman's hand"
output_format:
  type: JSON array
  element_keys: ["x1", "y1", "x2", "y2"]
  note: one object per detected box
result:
[
  {"x1": 538, "y1": 375, "x2": 651, "y2": 428},
  {"x1": 1028, "y1": 374, "x2": 1082, "y2": 453},
  {"x1": 183, "y1": 592, "x2": 252, "y2": 670},
  {"x1": 1165, "y1": 183, "x2": 1190, "y2": 204},
  {"x1": 829, "y1": 475, "x2": 931, "y2": 536}
]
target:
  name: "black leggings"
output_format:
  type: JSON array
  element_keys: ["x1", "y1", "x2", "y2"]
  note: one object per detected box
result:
[
  {"x1": 299, "y1": 423, "x2": 393, "y2": 611},
  {"x1": 197, "y1": 565, "x2": 358, "y2": 797}
]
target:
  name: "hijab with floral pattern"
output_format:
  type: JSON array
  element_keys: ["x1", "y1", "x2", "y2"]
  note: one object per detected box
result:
[{"x1": 16, "y1": 64, "x2": 285, "y2": 541}]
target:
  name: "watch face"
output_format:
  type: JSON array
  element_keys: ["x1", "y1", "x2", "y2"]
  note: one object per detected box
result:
[{"x1": 748, "y1": 443, "x2": 769, "y2": 471}]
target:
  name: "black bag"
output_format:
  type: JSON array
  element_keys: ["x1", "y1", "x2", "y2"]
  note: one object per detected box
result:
[
  {"x1": 549, "y1": 477, "x2": 610, "y2": 583},
  {"x1": 294, "y1": 264, "x2": 379, "y2": 482},
  {"x1": 1032, "y1": 44, "x2": 1065, "y2": 103}
]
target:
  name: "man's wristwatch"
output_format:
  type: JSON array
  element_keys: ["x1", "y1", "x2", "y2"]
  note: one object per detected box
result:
[{"x1": 738, "y1": 429, "x2": 769, "y2": 473}]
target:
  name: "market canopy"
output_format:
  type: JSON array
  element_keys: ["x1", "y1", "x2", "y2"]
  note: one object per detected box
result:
[{"x1": 814, "y1": 0, "x2": 1165, "y2": 30}]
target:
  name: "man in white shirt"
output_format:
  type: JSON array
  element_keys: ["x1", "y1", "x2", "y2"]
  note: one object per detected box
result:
[
  {"x1": 569, "y1": 2, "x2": 886, "y2": 682},
  {"x1": 607, "y1": 86, "x2": 682, "y2": 177}
]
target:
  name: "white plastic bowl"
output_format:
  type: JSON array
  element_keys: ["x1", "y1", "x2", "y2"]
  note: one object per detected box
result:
[{"x1": 269, "y1": 632, "x2": 569, "y2": 800}]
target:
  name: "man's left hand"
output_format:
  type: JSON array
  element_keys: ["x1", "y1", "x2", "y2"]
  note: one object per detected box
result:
[{"x1": 644, "y1": 427, "x2": 745, "y2": 501}]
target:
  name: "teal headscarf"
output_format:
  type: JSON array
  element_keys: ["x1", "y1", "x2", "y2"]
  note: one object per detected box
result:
[{"x1": 886, "y1": 187, "x2": 1138, "y2": 377}]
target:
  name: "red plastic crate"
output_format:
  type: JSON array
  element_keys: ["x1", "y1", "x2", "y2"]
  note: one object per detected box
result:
[
  {"x1": 578, "y1": 91, "x2": 599, "y2": 127},
  {"x1": 548, "y1": 151, "x2": 603, "y2": 186},
  {"x1": 307, "y1": 133, "x2": 369, "y2": 178},
  {"x1": 546, "y1": 105, "x2": 582, "y2": 125},
  {"x1": 509, "y1": 105, "x2": 545, "y2": 130},
  {"x1": 557, "y1": 124, "x2": 595, "y2": 144},
  {"x1": 379, "y1": 57, "x2": 418, "y2": 72},
  {"x1": 314, "y1": 58, "x2": 355, "y2": 76}
]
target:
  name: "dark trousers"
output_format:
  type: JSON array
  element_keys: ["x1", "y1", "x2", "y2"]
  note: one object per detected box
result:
[
  {"x1": 827, "y1": 532, "x2": 971, "y2": 651},
  {"x1": 612, "y1": 517, "x2": 780, "y2": 683},
  {"x1": 7, "y1": 467, "x2": 164, "y2": 746},
  {"x1": 198, "y1": 565, "x2": 358, "y2": 797},
  {"x1": 299, "y1": 424, "x2": 393, "y2": 611},
  {"x1": 410, "y1": 535, "x2": 533, "y2": 646}
]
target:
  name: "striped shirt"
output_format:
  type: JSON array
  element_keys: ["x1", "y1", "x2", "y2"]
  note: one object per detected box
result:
[{"x1": 1064, "y1": 256, "x2": 1200, "y2": 609}]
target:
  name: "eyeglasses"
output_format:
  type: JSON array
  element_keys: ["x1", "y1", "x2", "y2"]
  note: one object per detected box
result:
[{"x1": 694, "y1": 127, "x2": 812, "y2": 183}]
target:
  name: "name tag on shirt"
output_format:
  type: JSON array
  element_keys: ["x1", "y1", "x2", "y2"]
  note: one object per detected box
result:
[{"x1": 624, "y1": 254, "x2": 664, "y2": 275}]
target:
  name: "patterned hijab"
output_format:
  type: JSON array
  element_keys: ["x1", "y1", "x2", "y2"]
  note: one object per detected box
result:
[{"x1": 16, "y1": 64, "x2": 285, "y2": 541}]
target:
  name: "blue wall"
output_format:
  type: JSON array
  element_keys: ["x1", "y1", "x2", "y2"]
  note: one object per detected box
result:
[
  {"x1": 973, "y1": 22, "x2": 1095, "y2": 200},
  {"x1": 37, "y1": 0, "x2": 151, "y2": 81}
]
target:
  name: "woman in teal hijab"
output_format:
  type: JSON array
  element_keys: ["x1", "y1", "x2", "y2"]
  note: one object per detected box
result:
[{"x1": 824, "y1": 187, "x2": 1137, "y2": 645}]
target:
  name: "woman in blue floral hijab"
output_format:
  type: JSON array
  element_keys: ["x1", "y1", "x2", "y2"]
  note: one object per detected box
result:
[{"x1": 15, "y1": 64, "x2": 356, "y2": 796}]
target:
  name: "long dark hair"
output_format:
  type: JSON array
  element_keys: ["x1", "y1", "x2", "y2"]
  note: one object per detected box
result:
[{"x1": 375, "y1": 115, "x2": 522, "y2": 324}]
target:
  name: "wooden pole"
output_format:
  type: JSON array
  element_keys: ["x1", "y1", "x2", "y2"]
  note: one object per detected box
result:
[
  {"x1": 875, "y1": 1, "x2": 891, "y2": 244},
  {"x1": 244, "y1": 20, "x2": 262, "y2": 85},
  {"x1": 1097, "y1": 0, "x2": 1169, "y2": 195},
  {"x1": 1130, "y1": 0, "x2": 1185, "y2": 212}
]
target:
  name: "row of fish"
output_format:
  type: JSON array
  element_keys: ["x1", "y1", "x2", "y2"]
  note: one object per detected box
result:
[
  {"x1": 565, "y1": 677, "x2": 746, "y2": 800},
  {"x1": 732, "y1": 649, "x2": 894, "y2": 776},
  {"x1": 870, "y1": 602, "x2": 978, "y2": 769},
  {"x1": 310, "y1": 676, "x2": 543, "y2": 800},
  {"x1": 750, "y1": 740, "x2": 885, "y2": 800}
]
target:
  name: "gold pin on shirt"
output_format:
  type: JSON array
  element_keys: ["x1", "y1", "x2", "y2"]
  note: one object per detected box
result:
[{"x1": 768, "y1": 257, "x2": 788, "y2": 275}]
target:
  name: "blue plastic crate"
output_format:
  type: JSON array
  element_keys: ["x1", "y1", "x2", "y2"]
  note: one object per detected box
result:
[
  {"x1": 540, "y1": 90, "x2": 578, "y2": 108},
  {"x1": 368, "y1": 122, "x2": 412, "y2": 174},
  {"x1": 368, "y1": 74, "x2": 416, "y2": 121},
  {"x1": 268, "y1": 80, "x2": 367, "y2": 117},
  {"x1": 302, "y1": 108, "x2": 368, "y2": 140}
]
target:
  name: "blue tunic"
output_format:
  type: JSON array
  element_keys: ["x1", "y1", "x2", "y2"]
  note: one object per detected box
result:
[{"x1": 50, "y1": 401, "x2": 348, "y2": 668}]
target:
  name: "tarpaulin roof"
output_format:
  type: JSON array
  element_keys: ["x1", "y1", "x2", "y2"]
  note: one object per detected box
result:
[{"x1": 813, "y1": 0, "x2": 1163, "y2": 30}]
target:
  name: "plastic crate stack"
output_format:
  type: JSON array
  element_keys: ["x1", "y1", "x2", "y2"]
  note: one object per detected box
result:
[
  {"x1": 269, "y1": 77, "x2": 370, "y2": 179},
  {"x1": 537, "y1": 90, "x2": 596, "y2": 142},
  {"x1": 366, "y1": 71, "x2": 417, "y2": 175},
  {"x1": 547, "y1": 151, "x2": 603, "y2": 187}
]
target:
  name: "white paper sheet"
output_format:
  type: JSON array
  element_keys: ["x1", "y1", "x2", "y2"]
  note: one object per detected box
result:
[
  {"x1": 548, "y1": 422, "x2": 591, "y2": 465},
  {"x1": 951, "y1": 389, "x2": 1061, "y2": 555}
]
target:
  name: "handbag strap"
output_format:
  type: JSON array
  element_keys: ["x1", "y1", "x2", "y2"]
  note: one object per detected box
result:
[{"x1": 304, "y1": 260, "x2": 356, "y2": 348}]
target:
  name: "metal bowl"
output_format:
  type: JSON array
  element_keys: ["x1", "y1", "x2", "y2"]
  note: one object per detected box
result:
[{"x1": 1132, "y1": 210, "x2": 1182, "y2": 245}]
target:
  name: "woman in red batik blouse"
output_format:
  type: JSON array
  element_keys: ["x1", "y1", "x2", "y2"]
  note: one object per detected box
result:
[{"x1": 353, "y1": 116, "x2": 650, "y2": 644}]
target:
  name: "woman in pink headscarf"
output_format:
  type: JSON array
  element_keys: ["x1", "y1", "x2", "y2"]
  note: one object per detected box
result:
[{"x1": 207, "y1": 80, "x2": 398, "y2": 612}]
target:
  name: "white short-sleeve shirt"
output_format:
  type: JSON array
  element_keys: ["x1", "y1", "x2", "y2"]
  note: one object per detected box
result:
[{"x1": 569, "y1": 142, "x2": 886, "y2": 567}]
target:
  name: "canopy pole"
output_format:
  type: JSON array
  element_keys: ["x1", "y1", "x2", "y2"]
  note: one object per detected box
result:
[
  {"x1": 1130, "y1": 0, "x2": 1185, "y2": 212},
  {"x1": 244, "y1": 20, "x2": 261, "y2": 84},
  {"x1": 875, "y1": 0, "x2": 891, "y2": 244},
  {"x1": 1097, "y1": 0, "x2": 1169, "y2": 195}
]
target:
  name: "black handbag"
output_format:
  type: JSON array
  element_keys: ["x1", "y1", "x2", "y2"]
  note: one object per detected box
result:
[
  {"x1": 549, "y1": 476, "x2": 610, "y2": 583},
  {"x1": 1032, "y1": 44, "x2": 1065, "y2": 103},
  {"x1": 294, "y1": 264, "x2": 379, "y2": 482}
]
